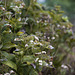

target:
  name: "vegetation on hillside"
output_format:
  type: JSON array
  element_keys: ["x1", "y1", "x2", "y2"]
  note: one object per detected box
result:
[{"x1": 0, "y1": 0, "x2": 75, "y2": 75}]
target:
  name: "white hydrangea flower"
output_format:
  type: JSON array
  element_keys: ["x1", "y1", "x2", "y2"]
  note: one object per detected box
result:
[
  {"x1": 39, "y1": 60, "x2": 42, "y2": 63},
  {"x1": 35, "y1": 52, "x2": 41, "y2": 55},
  {"x1": 37, "y1": 21, "x2": 40, "y2": 23},
  {"x1": 45, "y1": 63, "x2": 48, "y2": 66},
  {"x1": 62, "y1": 26, "x2": 65, "y2": 28},
  {"x1": 15, "y1": 6, "x2": 19, "y2": 8},
  {"x1": 4, "y1": 73, "x2": 10, "y2": 75},
  {"x1": 49, "y1": 45, "x2": 54, "y2": 49},
  {"x1": 51, "y1": 37, "x2": 55, "y2": 40},
  {"x1": 14, "y1": 38, "x2": 20, "y2": 41},
  {"x1": 10, "y1": 70, "x2": 14, "y2": 74},
  {"x1": 19, "y1": 12, "x2": 22, "y2": 14},
  {"x1": 39, "y1": 62, "x2": 42, "y2": 65},
  {"x1": 49, "y1": 62, "x2": 53, "y2": 65},
  {"x1": 57, "y1": 24, "x2": 60, "y2": 27},
  {"x1": 25, "y1": 44, "x2": 28, "y2": 47},
  {"x1": 30, "y1": 40, "x2": 34, "y2": 43},
  {"x1": 2, "y1": 7, "x2": 5, "y2": 10},
  {"x1": 34, "y1": 42, "x2": 37, "y2": 45},
  {"x1": 42, "y1": 51, "x2": 46, "y2": 54},
  {"x1": 14, "y1": 38, "x2": 18, "y2": 41},
  {"x1": 61, "y1": 64, "x2": 68, "y2": 69},
  {"x1": 34, "y1": 36, "x2": 39, "y2": 41},
  {"x1": 40, "y1": 43, "x2": 43, "y2": 46},
  {"x1": 47, "y1": 37, "x2": 50, "y2": 39},
  {"x1": 56, "y1": 34, "x2": 59, "y2": 37}
]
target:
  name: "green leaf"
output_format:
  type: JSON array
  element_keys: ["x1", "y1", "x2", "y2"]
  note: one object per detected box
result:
[
  {"x1": 1, "y1": 51, "x2": 15, "y2": 62},
  {"x1": 17, "y1": 32, "x2": 24, "y2": 36},
  {"x1": 22, "y1": 55, "x2": 35, "y2": 64},
  {"x1": 23, "y1": 0, "x2": 31, "y2": 7},
  {"x1": 0, "y1": 42, "x2": 3, "y2": 49},
  {"x1": 29, "y1": 69, "x2": 38, "y2": 75},
  {"x1": 2, "y1": 43, "x2": 17, "y2": 49},
  {"x1": 2, "y1": 60, "x2": 17, "y2": 71}
]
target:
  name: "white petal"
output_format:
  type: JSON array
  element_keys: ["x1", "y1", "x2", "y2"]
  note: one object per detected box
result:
[
  {"x1": 49, "y1": 62, "x2": 53, "y2": 65},
  {"x1": 51, "y1": 37, "x2": 55, "y2": 40},
  {"x1": 39, "y1": 62, "x2": 42, "y2": 65},
  {"x1": 39, "y1": 60, "x2": 42, "y2": 63},
  {"x1": 42, "y1": 51, "x2": 46, "y2": 54},
  {"x1": 10, "y1": 70, "x2": 14, "y2": 73},
  {"x1": 4, "y1": 73, "x2": 10, "y2": 75},
  {"x1": 25, "y1": 44, "x2": 28, "y2": 47}
]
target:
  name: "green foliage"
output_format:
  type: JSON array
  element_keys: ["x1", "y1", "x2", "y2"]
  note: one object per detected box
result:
[
  {"x1": 0, "y1": 0, "x2": 75, "y2": 75},
  {"x1": 45, "y1": 0, "x2": 75, "y2": 21}
]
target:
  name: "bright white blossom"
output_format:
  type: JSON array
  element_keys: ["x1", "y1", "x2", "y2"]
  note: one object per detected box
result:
[
  {"x1": 4, "y1": 73, "x2": 10, "y2": 75},
  {"x1": 45, "y1": 63, "x2": 48, "y2": 66},
  {"x1": 39, "y1": 62, "x2": 42, "y2": 65},
  {"x1": 49, "y1": 45, "x2": 54, "y2": 49},
  {"x1": 35, "y1": 52, "x2": 41, "y2": 55},
  {"x1": 30, "y1": 40, "x2": 33, "y2": 43},
  {"x1": 42, "y1": 51, "x2": 46, "y2": 54},
  {"x1": 51, "y1": 37, "x2": 55, "y2": 40},
  {"x1": 39, "y1": 60, "x2": 42, "y2": 65},
  {"x1": 49, "y1": 62, "x2": 53, "y2": 65},
  {"x1": 40, "y1": 43, "x2": 43, "y2": 46},
  {"x1": 15, "y1": 6, "x2": 18, "y2": 8},
  {"x1": 37, "y1": 21, "x2": 40, "y2": 23},
  {"x1": 56, "y1": 34, "x2": 59, "y2": 37},
  {"x1": 34, "y1": 36, "x2": 39, "y2": 41},
  {"x1": 61, "y1": 64, "x2": 68, "y2": 69},
  {"x1": 14, "y1": 38, "x2": 20, "y2": 41},
  {"x1": 10, "y1": 70, "x2": 14, "y2": 74},
  {"x1": 47, "y1": 37, "x2": 50, "y2": 39},
  {"x1": 2, "y1": 7, "x2": 5, "y2": 10},
  {"x1": 25, "y1": 44, "x2": 28, "y2": 47},
  {"x1": 57, "y1": 24, "x2": 60, "y2": 27},
  {"x1": 39, "y1": 60, "x2": 42, "y2": 63},
  {"x1": 34, "y1": 42, "x2": 37, "y2": 45},
  {"x1": 19, "y1": 12, "x2": 22, "y2": 14}
]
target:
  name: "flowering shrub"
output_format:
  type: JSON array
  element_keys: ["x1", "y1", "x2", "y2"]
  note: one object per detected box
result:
[{"x1": 0, "y1": 0, "x2": 75, "y2": 75}]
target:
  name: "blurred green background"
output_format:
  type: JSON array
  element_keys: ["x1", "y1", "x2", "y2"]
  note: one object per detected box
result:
[{"x1": 38, "y1": 0, "x2": 75, "y2": 32}]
